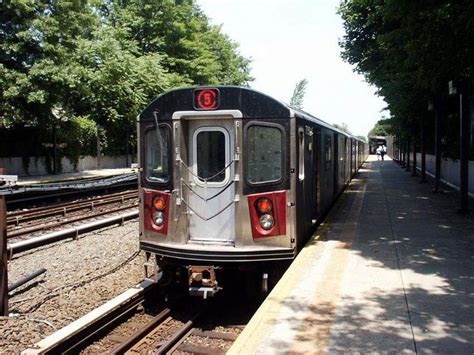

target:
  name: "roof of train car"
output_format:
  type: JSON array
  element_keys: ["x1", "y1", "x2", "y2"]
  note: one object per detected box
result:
[
  {"x1": 139, "y1": 86, "x2": 366, "y2": 143},
  {"x1": 288, "y1": 106, "x2": 353, "y2": 139}
]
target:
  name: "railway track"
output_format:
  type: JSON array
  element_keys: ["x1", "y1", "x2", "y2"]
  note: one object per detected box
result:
[
  {"x1": 7, "y1": 190, "x2": 137, "y2": 227},
  {"x1": 7, "y1": 190, "x2": 137, "y2": 239},
  {"x1": 5, "y1": 189, "x2": 139, "y2": 256},
  {"x1": 22, "y1": 280, "x2": 156, "y2": 354},
  {"x1": 116, "y1": 312, "x2": 240, "y2": 354},
  {"x1": 27, "y1": 295, "x2": 247, "y2": 355},
  {"x1": 5, "y1": 176, "x2": 137, "y2": 208},
  {"x1": 107, "y1": 298, "x2": 247, "y2": 354}
]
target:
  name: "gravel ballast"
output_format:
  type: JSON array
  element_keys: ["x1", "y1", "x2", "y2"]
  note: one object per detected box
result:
[{"x1": 0, "y1": 220, "x2": 143, "y2": 354}]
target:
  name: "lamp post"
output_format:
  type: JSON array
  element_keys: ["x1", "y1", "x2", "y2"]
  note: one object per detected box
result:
[
  {"x1": 433, "y1": 96, "x2": 445, "y2": 193},
  {"x1": 400, "y1": 136, "x2": 406, "y2": 168},
  {"x1": 0, "y1": 168, "x2": 8, "y2": 316},
  {"x1": 405, "y1": 135, "x2": 411, "y2": 172},
  {"x1": 420, "y1": 103, "x2": 432, "y2": 183},
  {"x1": 450, "y1": 81, "x2": 472, "y2": 213},
  {"x1": 412, "y1": 126, "x2": 418, "y2": 177}
]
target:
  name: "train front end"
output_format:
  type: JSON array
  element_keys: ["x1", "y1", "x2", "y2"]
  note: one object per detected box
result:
[{"x1": 138, "y1": 86, "x2": 296, "y2": 297}]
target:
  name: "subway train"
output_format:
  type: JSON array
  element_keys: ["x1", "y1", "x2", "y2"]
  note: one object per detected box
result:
[{"x1": 138, "y1": 86, "x2": 368, "y2": 297}]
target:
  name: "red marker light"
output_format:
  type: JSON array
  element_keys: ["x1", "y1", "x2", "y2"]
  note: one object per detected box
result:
[
  {"x1": 194, "y1": 88, "x2": 219, "y2": 110},
  {"x1": 153, "y1": 196, "x2": 166, "y2": 210},
  {"x1": 257, "y1": 198, "x2": 273, "y2": 213}
]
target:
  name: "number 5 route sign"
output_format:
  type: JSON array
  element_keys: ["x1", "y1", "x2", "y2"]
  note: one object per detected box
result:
[{"x1": 193, "y1": 88, "x2": 220, "y2": 110}]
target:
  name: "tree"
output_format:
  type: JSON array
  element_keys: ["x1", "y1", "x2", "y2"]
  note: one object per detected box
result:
[
  {"x1": 338, "y1": 0, "x2": 474, "y2": 159},
  {"x1": 1, "y1": 1, "x2": 99, "y2": 128},
  {"x1": 290, "y1": 79, "x2": 308, "y2": 109},
  {"x1": 102, "y1": 0, "x2": 252, "y2": 86},
  {"x1": 333, "y1": 122, "x2": 352, "y2": 134},
  {"x1": 1, "y1": 0, "x2": 102, "y2": 171},
  {"x1": 65, "y1": 26, "x2": 185, "y2": 155},
  {"x1": 1, "y1": 0, "x2": 253, "y2": 169},
  {"x1": 368, "y1": 118, "x2": 392, "y2": 137}
]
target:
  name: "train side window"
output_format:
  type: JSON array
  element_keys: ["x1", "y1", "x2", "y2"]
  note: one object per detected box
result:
[
  {"x1": 145, "y1": 126, "x2": 170, "y2": 183},
  {"x1": 325, "y1": 134, "x2": 332, "y2": 170},
  {"x1": 247, "y1": 125, "x2": 282, "y2": 184},
  {"x1": 298, "y1": 127, "x2": 305, "y2": 181}
]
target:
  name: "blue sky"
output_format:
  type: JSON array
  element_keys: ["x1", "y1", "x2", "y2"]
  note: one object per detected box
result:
[{"x1": 197, "y1": 0, "x2": 388, "y2": 136}]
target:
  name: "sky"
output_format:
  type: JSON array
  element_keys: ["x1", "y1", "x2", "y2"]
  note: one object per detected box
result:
[{"x1": 196, "y1": 0, "x2": 388, "y2": 137}]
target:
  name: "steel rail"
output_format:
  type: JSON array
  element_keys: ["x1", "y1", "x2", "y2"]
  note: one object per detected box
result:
[
  {"x1": 21, "y1": 280, "x2": 155, "y2": 355},
  {"x1": 7, "y1": 191, "x2": 137, "y2": 226},
  {"x1": 109, "y1": 308, "x2": 171, "y2": 354},
  {"x1": 6, "y1": 180, "x2": 137, "y2": 206},
  {"x1": 3, "y1": 174, "x2": 137, "y2": 196},
  {"x1": 8, "y1": 210, "x2": 138, "y2": 256},
  {"x1": 7, "y1": 189, "x2": 137, "y2": 218},
  {"x1": 7, "y1": 203, "x2": 138, "y2": 239},
  {"x1": 155, "y1": 311, "x2": 203, "y2": 355}
]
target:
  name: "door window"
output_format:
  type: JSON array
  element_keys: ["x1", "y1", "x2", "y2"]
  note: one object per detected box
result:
[
  {"x1": 298, "y1": 127, "x2": 305, "y2": 181},
  {"x1": 325, "y1": 134, "x2": 332, "y2": 170},
  {"x1": 194, "y1": 127, "x2": 229, "y2": 184}
]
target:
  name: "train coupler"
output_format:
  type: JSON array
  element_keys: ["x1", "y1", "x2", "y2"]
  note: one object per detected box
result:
[
  {"x1": 188, "y1": 266, "x2": 221, "y2": 299},
  {"x1": 143, "y1": 252, "x2": 161, "y2": 283}
]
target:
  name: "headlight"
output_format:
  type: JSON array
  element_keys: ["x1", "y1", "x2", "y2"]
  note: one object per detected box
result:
[
  {"x1": 153, "y1": 211, "x2": 165, "y2": 226},
  {"x1": 259, "y1": 214, "x2": 274, "y2": 230}
]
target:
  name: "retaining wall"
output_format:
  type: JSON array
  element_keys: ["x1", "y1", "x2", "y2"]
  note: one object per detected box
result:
[
  {"x1": 0, "y1": 155, "x2": 136, "y2": 176},
  {"x1": 410, "y1": 153, "x2": 474, "y2": 195}
]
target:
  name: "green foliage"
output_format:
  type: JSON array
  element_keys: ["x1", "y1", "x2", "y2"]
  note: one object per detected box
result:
[
  {"x1": 290, "y1": 79, "x2": 308, "y2": 109},
  {"x1": 59, "y1": 116, "x2": 98, "y2": 158},
  {"x1": 99, "y1": 0, "x2": 252, "y2": 86},
  {"x1": 67, "y1": 26, "x2": 184, "y2": 154},
  {"x1": 333, "y1": 122, "x2": 352, "y2": 135},
  {"x1": 339, "y1": 0, "x2": 474, "y2": 158},
  {"x1": 0, "y1": 0, "x2": 252, "y2": 167},
  {"x1": 368, "y1": 118, "x2": 392, "y2": 137}
]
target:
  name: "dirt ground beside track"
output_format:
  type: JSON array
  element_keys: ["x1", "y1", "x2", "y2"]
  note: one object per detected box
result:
[{"x1": 0, "y1": 220, "x2": 143, "y2": 354}]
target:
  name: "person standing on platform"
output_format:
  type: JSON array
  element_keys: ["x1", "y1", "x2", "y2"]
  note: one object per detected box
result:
[
  {"x1": 380, "y1": 144, "x2": 387, "y2": 161},
  {"x1": 376, "y1": 145, "x2": 382, "y2": 160}
]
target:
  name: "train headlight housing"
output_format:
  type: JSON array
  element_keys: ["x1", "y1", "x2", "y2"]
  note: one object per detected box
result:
[
  {"x1": 153, "y1": 196, "x2": 166, "y2": 210},
  {"x1": 259, "y1": 214, "x2": 274, "y2": 230},
  {"x1": 153, "y1": 211, "x2": 165, "y2": 226}
]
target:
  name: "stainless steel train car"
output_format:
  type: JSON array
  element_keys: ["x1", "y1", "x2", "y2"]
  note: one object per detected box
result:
[{"x1": 138, "y1": 86, "x2": 368, "y2": 297}]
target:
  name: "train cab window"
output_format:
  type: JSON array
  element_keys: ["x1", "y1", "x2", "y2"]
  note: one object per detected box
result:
[
  {"x1": 195, "y1": 128, "x2": 228, "y2": 183},
  {"x1": 247, "y1": 125, "x2": 282, "y2": 183},
  {"x1": 325, "y1": 134, "x2": 332, "y2": 170},
  {"x1": 145, "y1": 127, "x2": 170, "y2": 183}
]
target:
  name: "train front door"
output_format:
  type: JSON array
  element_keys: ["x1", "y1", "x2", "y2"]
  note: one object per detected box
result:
[{"x1": 186, "y1": 119, "x2": 235, "y2": 244}]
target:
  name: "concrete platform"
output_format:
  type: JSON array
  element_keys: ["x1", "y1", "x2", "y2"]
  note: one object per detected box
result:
[
  {"x1": 229, "y1": 156, "x2": 474, "y2": 354},
  {"x1": 15, "y1": 168, "x2": 136, "y2": 186}
]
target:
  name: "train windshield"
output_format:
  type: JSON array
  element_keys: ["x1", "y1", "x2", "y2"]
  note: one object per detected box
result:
[
  {"x1": 247, "y1": 125, "x2": 282, "y2": 183},
  {"x1": 145, "y1": 127, "x2": 169, "y2": 183}
]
